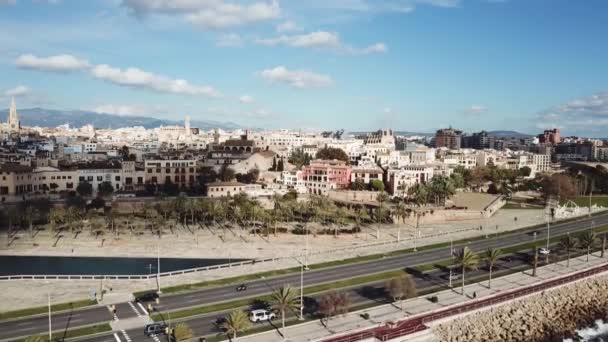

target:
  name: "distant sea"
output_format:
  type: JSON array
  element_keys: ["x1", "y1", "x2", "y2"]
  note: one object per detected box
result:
[{"x1": 564, "y1": 320, "x2": 608, "y2": 342}]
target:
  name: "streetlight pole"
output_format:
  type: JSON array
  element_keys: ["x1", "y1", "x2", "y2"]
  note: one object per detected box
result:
[
  {"x1": 48, "y1": 292, "x2": 52, "y2": 342},
  {"x1": 157, "y1": 244, "x2": 162, "y2": 294},
  {"x1": 299, "y1": 262, "x2": 304, "y2": 321}
]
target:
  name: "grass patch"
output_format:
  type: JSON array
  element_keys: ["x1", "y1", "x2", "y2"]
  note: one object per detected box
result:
[
  {"x1": 0, "y1": 299, "x2": 97, "y2": 322},
  {"x1": 9, "y1": 323, "x2": 111, "y2": 342},
  {"x1": 569, "y1": 196, "x2": 608, "y2": 208}
]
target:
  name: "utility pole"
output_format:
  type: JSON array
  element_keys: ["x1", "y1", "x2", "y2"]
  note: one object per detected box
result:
[{"x1": 48, "y1": 292, "x2": 52, "y2": 342}]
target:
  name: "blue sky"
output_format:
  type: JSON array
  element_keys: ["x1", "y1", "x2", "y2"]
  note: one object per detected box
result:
[{"x1": 0, "y1": 0, "x2": 607, "y2": 136}]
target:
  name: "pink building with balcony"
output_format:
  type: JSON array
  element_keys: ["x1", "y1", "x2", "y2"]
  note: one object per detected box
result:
[{"x1": 301, "y1": 159, "x2": 351, "y2": 195}]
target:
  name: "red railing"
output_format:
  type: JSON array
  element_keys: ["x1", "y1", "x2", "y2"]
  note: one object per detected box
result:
[{"x1": 323, "y1": 261, "x2": 608, "y2": 342}]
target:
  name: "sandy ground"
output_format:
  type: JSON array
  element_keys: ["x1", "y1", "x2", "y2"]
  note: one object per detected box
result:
[{"x1": 0, "y1": 208, "x2": 562, "y2": 311}]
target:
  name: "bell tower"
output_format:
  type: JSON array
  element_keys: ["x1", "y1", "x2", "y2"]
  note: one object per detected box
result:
[{"x1": 8, "y1": 97, "x2": 20, "y2": 132}]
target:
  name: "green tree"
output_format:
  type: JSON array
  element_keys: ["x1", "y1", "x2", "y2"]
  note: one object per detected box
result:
[
  {"x1": 578, "y1": 231, "x2": 597, "y2": 262},
  {"x1": 519, "y1": 166, "x2": 532, "y2": 178},
  {"x1": 272, "y1": 285, "x2": 300, "y2": 331},
  {"x1": 223, "y1": 310, "x2": 251, "y2": 340},
  {"x1": 408, "y1": 183, "x2": 430, "y2": 207},
  {"x1": 98, "y1": 181, "x2": 114, "y2": 197},
  {"x1": 288, "y1": 149, "x2": 311, "y2": 169},
  {"x1": 484, "y1": 248, "x2": 502, "y2": 288},
  {"x1": 172, "y1": 322, "x2": 194, "y2": 342},
  {"x1": 218, "y1": 164, "x2": 236, "y2": 182},
  {"x1": 271, "y1": 157, "x2": 277, "y2": 171},
  {"x1": 351, "y1": 179, "x2": 366, "y2": 191},
  {"x1": 369, "y1": 179, "x2": 385, "y2": 192},
  {"x1": 76, "y1": 181, "x2": 93, "y2": 197},
  {"x1": 277, "y1": 158, "x2": 285, "y2": 172},
  {"x1": 316, "y1": 147, "x2": 349, "y2": 164},
  {"x1": 454, "y1": 247, "x2": 478, "y2": 295},
  {"x1": 559, "y1": 234, "x2": 578, "y2": 267}
]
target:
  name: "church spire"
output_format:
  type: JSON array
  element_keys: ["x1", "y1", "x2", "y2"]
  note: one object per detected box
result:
[{"x1": 8, "y1": 97, "x2": 20, "y2": 132}]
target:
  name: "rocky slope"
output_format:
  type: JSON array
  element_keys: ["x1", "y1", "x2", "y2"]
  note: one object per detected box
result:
[{"x1": 434, "y1": 274, "x2": 608, "y2": 342}]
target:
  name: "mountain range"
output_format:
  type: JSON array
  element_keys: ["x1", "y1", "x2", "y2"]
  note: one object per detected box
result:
[{"x1": 1, "y1": 107, "x2": 241, "y2": 130}]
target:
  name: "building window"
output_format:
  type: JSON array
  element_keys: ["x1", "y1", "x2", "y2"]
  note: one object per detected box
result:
[
  {"x1": 115, "y1": 176, "x2": 120, "y2": 181},
  {"x1": 79, "y1": 176, "x2": 85, "y2": 182},
  {"x1": 97, "y1": 176, "x2": 103, "y2": 181}
]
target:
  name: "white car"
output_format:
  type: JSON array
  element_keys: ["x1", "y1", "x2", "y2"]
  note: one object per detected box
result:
[
  {"x1": 249, "y1": 309, "x2": 276, "y2": 323},
  {"x1": 539, "y1": 247, "x2": 550, "y2": 255}
]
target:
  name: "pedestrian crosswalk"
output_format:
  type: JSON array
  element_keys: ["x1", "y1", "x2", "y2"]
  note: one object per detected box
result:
[
  {"x1": 150, "y1": 334, "x2": 161, "y2": 342},
  {"x1": 120, "y1": 330, "x2": 132, "y2": 342},
  {"x1": 128, "y1": 302, "x2": 143, "y2": 317}
]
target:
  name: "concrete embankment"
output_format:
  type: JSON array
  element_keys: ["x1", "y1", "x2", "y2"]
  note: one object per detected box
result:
[{"x1": 433, "y1": 274, "x2": 608, "y2": 342}]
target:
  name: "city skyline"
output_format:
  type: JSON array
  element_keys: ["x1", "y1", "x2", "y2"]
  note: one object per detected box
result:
[{"x1": 0, "y1": 0, "x2": 607, "y2": 136}]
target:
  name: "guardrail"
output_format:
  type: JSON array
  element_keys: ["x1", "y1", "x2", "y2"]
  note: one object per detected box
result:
[{"x1": 323, "y1": 261, "x2": 608, "y2": 342}]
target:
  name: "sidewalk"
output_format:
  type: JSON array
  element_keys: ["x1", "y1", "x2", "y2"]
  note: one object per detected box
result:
[{"x1": 237, "y1": 253, "x2": 608, "y2": 342}]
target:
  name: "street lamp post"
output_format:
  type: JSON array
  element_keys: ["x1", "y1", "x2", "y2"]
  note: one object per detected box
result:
[
  {"x1": 48, "y1": 292, "x2": 52, "y2": 342},
  {"x1": 299, "y1": 262, "x2": 304, "y2": 320},
  {"x1": 157, "y1": 244, "x2": 162, "y2": 294},
  {"x1": 545, "y1": 221, "x2": 550, "y2": 264}
]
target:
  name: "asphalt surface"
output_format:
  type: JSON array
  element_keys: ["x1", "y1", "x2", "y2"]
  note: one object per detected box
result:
[{"x1": 2, "y1": 212, "x2": 606, "y2": 342}]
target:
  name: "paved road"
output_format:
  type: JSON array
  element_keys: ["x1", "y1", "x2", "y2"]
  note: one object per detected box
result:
[
  {"x1": 80, "y1": 247, "x2": 557, "y2": 342},
  {"x1": 2, "y1": 212, "x2": 606, "y2": 341}
]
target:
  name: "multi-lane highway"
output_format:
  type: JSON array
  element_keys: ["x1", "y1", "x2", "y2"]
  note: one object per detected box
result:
[{"x1": 1, "y1": 212, "x2": 606, "y2": 342}]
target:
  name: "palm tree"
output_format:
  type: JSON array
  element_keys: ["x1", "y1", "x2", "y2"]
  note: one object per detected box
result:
[
  {"x1": 484, "y1": 248, "x2": 502, "y2": 288},
  {"x1": 271, "y1": 285, "x2": 300, "y2": 333},
  {"x1": 578, "y1": 231, "x2": 597, "y2": 262},
  {"x1": 334, "y1": 207, "x2": 348, "y2": 237},
  {"x1": 454, "y1": 247, "x2": 478, "y2": 295},
  {"x1": 172, "y1": 322, "x2": 194, "y2": 341},
  {"x1": 393, "y1": 202, "x2": 407, "y2": 242},
  {"x1": 65, "y1": 206, "x2": 81, "y2": 237},
  {"x1": 559, "y1": 234, "x2": 578, "y2": 267},
  {"x1": 49, "y1": 207, "x2": 65, "y2": 235},
  {"x1": 223, "y1": 310, "x2": 251, "y2": 340}
]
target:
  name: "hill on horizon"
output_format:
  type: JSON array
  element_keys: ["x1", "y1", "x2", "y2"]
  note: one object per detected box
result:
[{"x1": 1, "y1": 107, "x2": 241, "y2": 130}]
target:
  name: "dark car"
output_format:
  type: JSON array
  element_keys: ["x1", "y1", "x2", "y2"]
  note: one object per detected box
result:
[
  {"x1": 136, "y1": 292, "x2": 159, "y2": 303},
  {"x1": 214, "y1": 317, "x2": 228, "y2": 332},
  {"x1": 144, "y1": 323, "x2": 167, "y2": 336},
  {"x1": 236, "y1": 284, "x2": 247, "y2": 292}
]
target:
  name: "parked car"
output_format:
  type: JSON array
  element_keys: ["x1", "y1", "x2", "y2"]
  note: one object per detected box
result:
[
  {"x1": 144, "y1": 323, "x2": 167, "y2": 336},
  {"x1": 539, "y1": 247, "x2": 550, "y2": 255},
  {"x1": 136, "y1": 292, "x2": 159, "y2": 303},
  {"x1": 249, "y1": 309, "x2": 276, "y2": 323}
]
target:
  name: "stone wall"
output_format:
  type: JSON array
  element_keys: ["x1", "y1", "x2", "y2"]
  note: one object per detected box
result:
[{"x1": 434, "y1": 274, "x2": 608, "y2": 342}]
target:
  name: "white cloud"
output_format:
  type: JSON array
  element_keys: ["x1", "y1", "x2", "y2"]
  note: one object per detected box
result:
[
  {"x1": 465, "y1": 104, "x2": 488, "y2": 115},
  {"x1": 256, "y1": 31, "x2": 340, "y2": 48},
  {"x1": 256, "y1": 31, "x2": 386, "y2": 54},
  {"x1": 92, "y1": 104, "x2": 149, "y2": 116},
  {"x1": 276, "y1": 20, "x2": 301, "y2": 33},
  {"x1": 239, "y1": 95, "x2": 255, "y2": 103},
  {"x1": 15, "y1": 54, "x2": 90, "y2": 72},
  {"x1": 90, "y1": 64, "x2": 221, "y2": 98},
  {"x1": 4, "y1": 85, "x2": 29, "y2": 97},
  {"x1": 258, "y1": 66, "x2": 333, "y2": 89},
  {"x1": 122, "y1": 0, "x2": 281, "y2": 30},
  {"x1": 535, "y1": 92, "x2": 608, "y2": 135},
  {"x1": 305, "y1": 0, "x2": 459, "y2": 12},
  {"x1": 216, "y1": 33, "x2": 244, "y2": 47}
]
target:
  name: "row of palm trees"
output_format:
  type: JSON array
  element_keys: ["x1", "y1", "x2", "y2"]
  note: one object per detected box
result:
[{"x1": 454, "y1": 230, "x2": 606, "y2": 295}]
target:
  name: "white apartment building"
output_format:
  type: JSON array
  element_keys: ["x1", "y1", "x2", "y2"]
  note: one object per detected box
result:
[{"x1": 387, "y1": 165, "x2": 434, "y2": 196}]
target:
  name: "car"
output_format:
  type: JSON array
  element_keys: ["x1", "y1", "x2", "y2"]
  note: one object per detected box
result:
[
  {"x1": 539, "y1": 247, "x2": 550, "y2": 255},
  {"x1": 236, "y1": 284, "x2": 247, "y2": 292},
  {"x1": 214, "y1": 317, "x2": 228, "y2": 332},
  {"x1": 249, "y1": 309, "x2": 276, "y2": 323},
  {"x1": 136, "y1": 292, "x2": 159, "y2": 303},
  {"x1": 144, "y1": 323, "x2": 167, "y2": 336}
]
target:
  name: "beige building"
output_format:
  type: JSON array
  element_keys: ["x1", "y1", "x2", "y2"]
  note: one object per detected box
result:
[
  {"x1": 0, "y1": 164, "x2": 33, "y2": 197},
  {"x1": 144, "y1": 159, "x2": 197, "y2": 186},
  {"x1": 206, "y1": 181, "x2": 247, "y2": 198}
]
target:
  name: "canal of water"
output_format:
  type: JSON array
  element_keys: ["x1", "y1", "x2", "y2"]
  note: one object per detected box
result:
[{"x1": 0, "y1": 255, "x2": 245, "y2": 276}]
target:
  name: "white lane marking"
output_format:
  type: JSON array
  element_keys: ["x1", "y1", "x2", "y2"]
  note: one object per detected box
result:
[
  {"x1": 15, "y1": 322, "x2": 34, "y2": 326},
  {"x1": 121, "y1": 329, "x2": 132, "y2": 342},
  {"x1": 137, "y1": 302, "x2": 149, "y2": 315},
  {"x1": 128, "y1": 301, "x2": 142, "y2": 317},
  {"x1": 107, "y1": 305, "x2": 119, "y2": 321},
  {"x1": 150, "y1": 334, "x2": 161, "y2": 342},
  {"x1": 113, "y1": 333, "x2": 121, "y2": 342}
]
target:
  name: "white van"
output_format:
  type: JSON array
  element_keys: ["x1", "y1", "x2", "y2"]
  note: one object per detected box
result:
[{"x1": 249, "y1": 309, "x2": 276, "y2": 323}]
